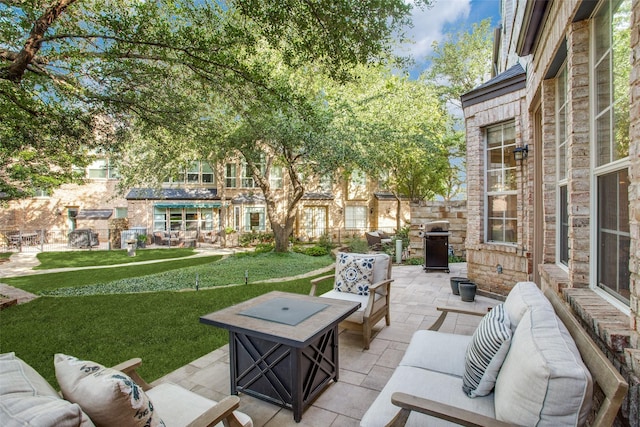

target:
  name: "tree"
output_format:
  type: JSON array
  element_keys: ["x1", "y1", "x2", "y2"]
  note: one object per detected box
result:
[
  {"x1": 0, "y1": 0, "x2": 430, "y2": 199},
  {"x1": 330, "y1": 66, "x2": 452, "y2": 229},
  {"x1": 421, "y1": 18, "x2": 493, "y2": 200}
]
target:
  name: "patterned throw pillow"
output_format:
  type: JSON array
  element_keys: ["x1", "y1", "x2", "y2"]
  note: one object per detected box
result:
[
  {"x1": 54, "y1": 354, "x2": 165, "y2": 427},
  {"x1": 335, "y1": 253, "x2": 375, "y2": 296},
  {"x1": 462, "y1": 304, "x2": 512, "y2": 397}
]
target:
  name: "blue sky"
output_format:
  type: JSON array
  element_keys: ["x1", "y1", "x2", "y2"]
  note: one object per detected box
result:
[{"x1": 399, "y1": 0, "x2": 501, "y2": 76}]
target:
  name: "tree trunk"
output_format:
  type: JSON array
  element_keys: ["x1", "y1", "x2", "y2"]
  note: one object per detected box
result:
[{"x1": 272, "y1": 223, "x2": 292, "y2": 252}]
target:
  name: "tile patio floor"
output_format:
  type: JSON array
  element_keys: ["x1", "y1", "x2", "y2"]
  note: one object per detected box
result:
[{"x1": 153, "y1": 263, "x2": 500, "y2": 427}]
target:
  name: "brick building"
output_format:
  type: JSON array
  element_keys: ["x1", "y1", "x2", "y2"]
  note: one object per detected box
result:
[
  {"x1": 462, "y1": 1, "x2": 639, "y2": 424},
  {"x1": 0, "y1": 157, "x2": 409, "y2": 247}
]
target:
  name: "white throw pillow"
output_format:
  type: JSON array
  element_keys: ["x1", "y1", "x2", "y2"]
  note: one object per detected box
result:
[
  {"x1": 462, "y1": 304, "x2": 512, "y2": 397},
  {"x1": 335, "y1": 253, "x2": 375, "y2": 295},
  {"x1": 54, "y1": 354, "x2": 165, "y2": 427}
]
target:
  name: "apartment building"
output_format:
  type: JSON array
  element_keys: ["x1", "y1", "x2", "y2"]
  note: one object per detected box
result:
[
  {"x1": 461, "y1": 1, "x2": 639, "y2": 423},
  {"x1": 0, "y1": 156, "x2": 409, "y2": 244}
]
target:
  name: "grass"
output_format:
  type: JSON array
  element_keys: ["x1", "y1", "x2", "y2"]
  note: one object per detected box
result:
[
  {"x1": 0, "y1": 277, "x2": 335, "y2": 390},
  {"x1": 3, "y1": 252, "x2": 332, "y2": 295},
  {"x1": 0, "y1": 250, "x2": 336, "y2": 388},
  {"x1": 33, "y1": 248, "x2": 197, "y2": 269},
  {"x1": 0, "y1": 252, "x2": 12, "y2": 261},
  {"x1": 2, "y1": 256, "x2": 223, "y2": 293}
]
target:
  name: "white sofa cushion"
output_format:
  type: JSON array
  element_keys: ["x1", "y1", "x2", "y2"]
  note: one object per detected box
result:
[
  {"x1": 319, "y1": 290, "x2": 383, "y2": 324},
  {"x1": 0, "y1": 352, "x2": 95, "y2": 427},
  {"x1": 335, "y1": 253, "x2": 375, "y2": 295},
  {"x1": 359, "y1": 365, "x2": 495, "y2": 427},
  {"x1": 147, "y1": 382, "x2": 252, "y2": 427},
  {"x1": 503, "y1": 281, "x2": 552, "y2": 331},
  {"x1": 55, "y1": 354, "x2": 164, "y2": 427},
  {"x1": 462, "y1": 304, "x2": 512, "y2": 397},
  {"x1": 0, "y1": 395, "x2": 94, "y2": 427},
  {"x1": 400, "y1": 330, "x2": 471, "y2": 378},
  {"x1": 494, "y1": 307, "x2": 593, "y2": 426}
]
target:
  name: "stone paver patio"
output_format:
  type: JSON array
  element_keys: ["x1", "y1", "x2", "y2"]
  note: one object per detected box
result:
[{"x1": 155, "y1": 263, "x2": 499, "y2": 427}]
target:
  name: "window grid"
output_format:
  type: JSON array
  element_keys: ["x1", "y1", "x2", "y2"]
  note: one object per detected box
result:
[
  {"x1": 485, "y1": 121, "x2": 518, "y2": 244},
  {"x1": 556, "y1": 63, "x2": 569, "y2": 266}
]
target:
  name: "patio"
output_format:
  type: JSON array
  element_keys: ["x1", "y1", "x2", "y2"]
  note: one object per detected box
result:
[{"x1": 155, "y1": 263, "x2": 500, "y2": 427}]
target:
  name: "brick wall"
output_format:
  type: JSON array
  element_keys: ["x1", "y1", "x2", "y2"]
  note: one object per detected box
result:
[{"x1": 463, "y1": 87, "x2": 530, "y2": 293}]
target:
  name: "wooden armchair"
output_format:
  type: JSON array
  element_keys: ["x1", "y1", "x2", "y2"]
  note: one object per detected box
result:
[
  {"x1": 310, "y1": 252, "x2": 393, "y2": 349},
  {"x1": 114, "y1": 358, "x2": 252, "y2": 427}
]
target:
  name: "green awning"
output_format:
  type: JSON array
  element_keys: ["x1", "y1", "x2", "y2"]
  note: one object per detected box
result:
[{"x1": 154, "y1": 202, "x2": 222, "y2": 208}]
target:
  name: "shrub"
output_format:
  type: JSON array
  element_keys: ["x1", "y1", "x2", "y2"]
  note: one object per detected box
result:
[
  {"x1": 255, "y1": 243, "x2": 274, "y2": 254},
  {"x1": 305, "y1": 246, "x2": 329, "y2": 257},
  {"x1": 348, "y1": 235, "x2": 369, "y2": 253}
]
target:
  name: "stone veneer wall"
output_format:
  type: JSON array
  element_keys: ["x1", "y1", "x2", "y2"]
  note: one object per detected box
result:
[{"x1": 409, "y1": 200, "x2": 467, "y2": 259}]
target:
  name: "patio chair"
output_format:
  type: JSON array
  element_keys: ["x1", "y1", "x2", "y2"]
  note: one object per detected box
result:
[
  {"x1": 114, "y1": 357, "x2": 253, "y2": 427},
  {"x1": 309, "y1": 252, "x2": 393, "y2": 349},
  {"x1": 365, "y1": 230, "x2": 393, "y2": 251}
]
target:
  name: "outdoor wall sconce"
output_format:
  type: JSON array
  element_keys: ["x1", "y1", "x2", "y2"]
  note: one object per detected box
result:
[{"x1": 513, "y1": 145, "x2": 529, "y2": 162}]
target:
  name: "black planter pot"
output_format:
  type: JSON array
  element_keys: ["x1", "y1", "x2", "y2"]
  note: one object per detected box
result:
[
  {"x1": 459, "y1": 281, "x2": 477, "y2": 302},
  {"x1": 449, "y1": 277, "x2": 467, "y2": 296}
]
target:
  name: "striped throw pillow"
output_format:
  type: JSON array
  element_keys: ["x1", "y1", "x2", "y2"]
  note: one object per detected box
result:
[{"x1": 462, "y1": 303, "x2": 512, "y2": 397}]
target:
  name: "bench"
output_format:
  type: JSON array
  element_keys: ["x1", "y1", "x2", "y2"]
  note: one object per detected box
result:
[{"x1": 360, "y1": 282, "x2": 628, "y2": 427}]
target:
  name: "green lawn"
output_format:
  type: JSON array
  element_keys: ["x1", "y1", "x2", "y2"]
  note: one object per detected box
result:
[
  {"x1": 34, "y1": 248, "x2": 197, "y2": 269},
  {"x1": 0, "y1": 251, "x2": 335, "y2": 389}
]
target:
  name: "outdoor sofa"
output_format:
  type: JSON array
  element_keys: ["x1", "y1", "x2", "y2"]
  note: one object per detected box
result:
[
  {"x1": 360, "y1": 282, "x2": 628, "y2": 427},
  {"x1": 0, "y1": 352, "x2": 252, "y2": 427}
]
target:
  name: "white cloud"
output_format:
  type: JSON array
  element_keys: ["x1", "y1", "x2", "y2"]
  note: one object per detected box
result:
[{"x1": 396, "y1": 0, "x2": 471, "y2": 62}]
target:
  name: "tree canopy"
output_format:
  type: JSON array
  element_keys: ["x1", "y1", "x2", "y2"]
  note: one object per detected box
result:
[{"x1": 0, "y1": 0, "x2": 430, "y2": 199}]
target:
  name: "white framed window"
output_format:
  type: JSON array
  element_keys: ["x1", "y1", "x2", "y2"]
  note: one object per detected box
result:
[
  {"x1": 226, "y1": 163, "x2": 237, "y2": 188},
  {"x1": 244, "y1": 207, "x2": 266, "y2": 231},
  {"x1": 115, "y1": 207, "x2": 128, "y2": 219},
  {"x1": 591, "y1": 0, "x2": 631, "y2": 304},
  {"x1": 485, "y1": 121, "x2": 517, "y2": 243},
  {"x1": 269, "y1": 165, "x2": 283, "y2": 189},
  {"x1": 348, "y1": 169, "x2": 367, "y2": 199},
  {"x1": 345, "y1": 205, "x2": 367, "y2": 230},
  {"x1": 304, "y1": 206, "x2": 327, "y2": 239},
  {"x1": 87, "y1": 158, "x2": 118, "y2": 179},
  {"x1": 556, "y1": 62, "x2": 569, "y2": 266},
  {"x1": 319, "y1": 174, "x2": 333, "y2": 193}
]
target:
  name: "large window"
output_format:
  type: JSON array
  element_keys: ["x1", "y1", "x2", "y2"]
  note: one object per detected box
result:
[
  {"x1": 348, "y1": 169, "x2": 367, "y2": 199},
  {"x1": 592, "y1": 0, "x2": 631, "y2": 303},
  {"x1": 345, "y1": 205, "x2": 367, "y2": 230},
  {"x1": 556, "y1": 63, "x2": 569, "y2": 266},
  {"x1": 226, "y1": 163, "x2": 237, "y2": 188},
  {"x1": 87, "y1": 158, "x2": 118, "y2": 179},
  {"x1": 244, "y1": 207, "x2": 265, "y2": 231},
  {"x1": 269, "y1": 166, "x2": 283, "y2": 189},
  {"x1": 165, "y1": 161, "x2": 214, "y2": 185},
  {"x1": 485, "y1": 121, "x2": 517, "y2": 243},
  {"x1": 304, "y1": 206, "x2": 327, "y2": 239}
]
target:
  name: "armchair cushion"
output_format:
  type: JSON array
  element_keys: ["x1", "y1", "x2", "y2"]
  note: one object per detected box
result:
[
  {"x1": 462, "y1": 304, "x2": 512, "y2": 398},
  {"x1": 147, "y1": 382, "x2": 252, "y2": 427},
  {"x1": 54, "y1": 354, "x2": 164, "y2": 427},
  {"x1": 335, "y1": 253, "x2": 375, "y2": 295}
]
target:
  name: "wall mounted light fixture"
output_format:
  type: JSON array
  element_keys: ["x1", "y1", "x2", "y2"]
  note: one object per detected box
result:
[{"x1": 513, "y1": 145, "x2": 529, "y2": 162}]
